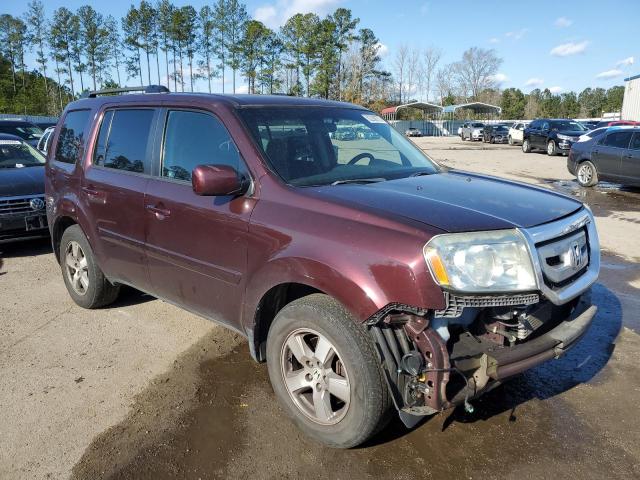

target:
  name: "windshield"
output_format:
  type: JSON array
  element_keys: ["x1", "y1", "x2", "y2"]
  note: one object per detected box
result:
[
  {"x1": 0, "y1": 124, "x2": 44, "y2": 140},
  {"x1": 0, "y1": 139, "x2": 46, "y2": 168},
  {"x1": 494, "y1": 125, "x2": 509, "y2": 131},
  {"x1": 550, "y1": 121, "x2": 587, "y2": 131},
  {"x1": 238, "y1": 107, "x2": 439, "y2": 187},
  {"x1": 471, "y1": 123, "x2": 484, "y2": 128}
]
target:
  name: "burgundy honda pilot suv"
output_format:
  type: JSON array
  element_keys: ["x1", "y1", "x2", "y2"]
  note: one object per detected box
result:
[{"x1": 46, "y1": 86, "x2": 600, "y2": 448}]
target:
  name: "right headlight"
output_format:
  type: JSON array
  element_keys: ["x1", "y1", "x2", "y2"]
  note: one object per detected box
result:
[{"x1": 423, "y1": 229, "x2": 537, "y2": 293}]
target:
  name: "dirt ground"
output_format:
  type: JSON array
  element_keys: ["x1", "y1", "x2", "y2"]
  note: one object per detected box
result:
[{"x1": 1, "y1": 136, "x2": 639, "y2": 479}]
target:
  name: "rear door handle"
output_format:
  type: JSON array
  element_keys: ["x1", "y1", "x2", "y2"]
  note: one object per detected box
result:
[{"x1": 146, "y1": 204, "x2": 171, "y2": 219}]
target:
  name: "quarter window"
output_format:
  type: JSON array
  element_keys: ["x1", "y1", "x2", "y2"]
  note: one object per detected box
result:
[
  {"x1": 161, "y1": 110, "x2": 243, "y2": 182},
  {"x1": 602, "y1": 131, "x2": 633, "y2": 149},
  {"x1": 55, "y1": 109, "x2": 90, "y2": 164},
  {"x1": 94, "y1": 109, "x2": 155, "y2": 174}
]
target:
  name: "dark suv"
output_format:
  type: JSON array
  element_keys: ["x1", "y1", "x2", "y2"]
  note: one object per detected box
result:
[
  {"x1": 523, "y1": 119, "x2": 588, "y2": 156},
  {"x1": 46, "y1": 86, "x2": 600, "y2": 448},
  {"x1": 482, "y1": 124, "x2": 510, "y2": 143}
]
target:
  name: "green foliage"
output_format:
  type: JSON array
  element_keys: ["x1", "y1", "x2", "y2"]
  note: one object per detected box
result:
[{"x1": 501, "y1": 88, "x2": 526, "y2": 119}]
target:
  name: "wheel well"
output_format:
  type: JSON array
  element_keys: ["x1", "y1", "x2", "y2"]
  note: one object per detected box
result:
[
  {"x1": 251, "y1": 283, "x2": 322, "y2": 362},
  {"x1": 52, "y1": 216, "x2": 77, "y2": 262}
]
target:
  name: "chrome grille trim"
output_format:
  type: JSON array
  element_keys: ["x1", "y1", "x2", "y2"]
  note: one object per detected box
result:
[{"x1": 0, "y1": 194, "x2": 46, "y2": 217}]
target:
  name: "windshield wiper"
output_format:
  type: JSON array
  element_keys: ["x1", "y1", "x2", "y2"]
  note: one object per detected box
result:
[
  {"x1": 331, "y1": 177, "x2": 386, "y2": 186},
  {"x1": 410, "y1": 171, "x2": 433, "y2": 177}
]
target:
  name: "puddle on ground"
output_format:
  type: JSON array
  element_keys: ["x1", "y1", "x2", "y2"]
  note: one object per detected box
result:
[{"x1": 72, "y1": 277, "x2": 637, "y2": 480}]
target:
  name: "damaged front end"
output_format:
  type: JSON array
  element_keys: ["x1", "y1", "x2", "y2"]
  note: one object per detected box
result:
[{"x1": 367, "y1": 208, "x2": 600, "y2": 427}]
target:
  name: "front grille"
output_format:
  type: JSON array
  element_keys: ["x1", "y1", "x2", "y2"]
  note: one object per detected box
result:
[
  {"x1": 0, "y1": 195, "x2": 45, "y2": 217},
  {"x1": 536, "y1": 228, "x2": 589, "y2": 288},
  {"x1": 435, "y1": 292, "x2": 540, "y2": 318}
]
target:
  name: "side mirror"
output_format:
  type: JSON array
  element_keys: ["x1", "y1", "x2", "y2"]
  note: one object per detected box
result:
[{"x1": 192, "y1": 164, "x2": 248, "y2": 196}]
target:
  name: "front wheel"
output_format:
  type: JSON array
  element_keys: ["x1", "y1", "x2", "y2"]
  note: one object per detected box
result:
[
  {"x1": 267, "y1": 294, "x2": 391, "y2": 448},
  {"x1": 522, "y1": 138, "x2": 531, "y2": 153},
  {"x1": 508, "y1": 135, "x2": 513, "y2": 145},
  {"x1": 547, "y1": 140, "x2": 557, "y2": 156},
  {"x1": 577, "y1": 161, "x2": 598, "y2": 187}
]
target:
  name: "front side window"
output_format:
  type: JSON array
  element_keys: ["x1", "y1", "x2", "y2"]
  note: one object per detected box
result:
[
  {"x1": 239, "y1": 107, "x2": 438, "y2": 186},
  {"x1": 603, "y1": 131, "x2": 633, "y2": 149},
  {"x1": 94, "y1": 109, "x2": 155, "y2": 174},
  {"x1": 0, "y1": 139, "x2": 45, "y2": 169},
  {"x1": 161, "y1": 110, "x2": 244, "y2": 182},
  {"x1": 55, "y1": 110, "x2": 90, "y2": 164}
]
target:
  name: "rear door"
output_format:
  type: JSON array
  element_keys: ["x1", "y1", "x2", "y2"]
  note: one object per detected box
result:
[
  {"x1": 81, "y1": 107, "x2": 159, "y2": 291},
  {"x1": 619, "y1": 132, "x2": 640, "y2": 186},
  {"x1": 592, "y1": 130, "x2": 633, "y2": 180},
  {"x1": 526, "y1": 120, "x2": 540, "y2": 147},
  {"x1": 143, "y1": 108, "x2": 256, "y2": 327}
]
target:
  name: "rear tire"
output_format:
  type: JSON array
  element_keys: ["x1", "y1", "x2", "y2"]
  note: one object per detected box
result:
[
  {"x1": 576, "y1": 161, "x2": 598, "y2": 187},
  {"x1": 266, "y1": 294, "x2": 392, "y2": 448},
  {"x1": 60, "y1": 225, "x2": 120, "y2": 309},
  {"x1": 522, "y1": 138, "x2": 531, "y2": 153}
]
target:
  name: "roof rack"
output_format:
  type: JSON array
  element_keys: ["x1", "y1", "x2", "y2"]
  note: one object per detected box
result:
[{"x1": 80, "y1": 85, "x2": 170, "y2": 99}]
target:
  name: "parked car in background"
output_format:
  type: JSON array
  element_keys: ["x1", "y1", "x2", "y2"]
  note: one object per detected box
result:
[
  {"x1": 0, "y1": 134, "x2": 48, "y2": 242},
  {"x1": 457, "y1": 122, "x2": 469, "y2": 137},
  {"x1": 581, "y1": 121, "x2": 599, "y2": 130},
  {"x1": 46, "y1": 87, "x2": 600, "y2": 448},
  {"x1": 508, "y1": 122, "x2": 529, "y2": 145},
  {"x1": 568, "y1": 126, "x2": 640, "y2": 187},
  {"x1": 333, "y1": 127, "x2": 357, "y2": 141},
  {"x1": 594, "y1": 120, "x2": 639, "y2": 129},
  {"x1": 482, "y1": 124, "x2": 510, "y2": 143},
  {"x1": 522, "y1": 119, "x2": 588, "y2": 156},
  {"x1": 0, "y1": 120, "x2": 44, "y2": 148},
  {"x1": 36, "y1": 126, "x2": 55, "y2": 155},
  {"x1": 405, "y1": 127, "x2": 422, "y2": 137},
  {"x1": 34, "y1": 120, "x2": 57, "y2": 130},
  {"x1": 461, "y1": 122, "x2": 484, "y2": 141}
]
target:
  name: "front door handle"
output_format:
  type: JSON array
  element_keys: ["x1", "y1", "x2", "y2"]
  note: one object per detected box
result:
[
  {"x1": 82, "y1": 185, "x2": 106, "y2": 203},
  {"x1": 146, "y1": 204, "x2": 171, "y2": 219}
]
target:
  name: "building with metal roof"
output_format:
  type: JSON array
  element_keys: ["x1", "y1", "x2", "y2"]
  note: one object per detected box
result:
[
  {"x1": 381, "y1": 101, "x2": 443, "y2": 121},
  {"x1": 622, "y1": 73, "x2": 640, "y2": 121},
  {"x1": 442, "y1": 102, "x2": 502, "y2": 117}
]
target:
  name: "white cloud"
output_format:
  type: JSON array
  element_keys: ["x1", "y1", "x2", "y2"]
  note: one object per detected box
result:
[
  {"x1": 554, "y1": 17, "x2": 573, "y2": 28},
  {"x1": 253, "y1": 0, "x2": 341, "y2": 28},
  {"x1": 550, "y1": 40, "x2": 589, "y2": 57},
  {"x1": 549, "y1": 86, "x2": 563, "y2": 94},
  {"x1": 236, "y1": 84, "x2": 250, "y2": 94},
  {"x1": 616, "y1": 56, "x2": 634, "y2": 67},
  {"x1": 488, "y1": 37, "x2": 500, "y2": 44},
  {"x1": 489, "y1": 73, "x2": 509, "y2": 83},
  {"x1": 525, "y1": 77, "x2": 544, "y2": 87},
  {"x1": 375, "y1": 42, "x2": 389, "y2": 57},
  {"x1": 505, "y1": 29, "x2": 528, "y2": 40},
  {"x1": 596, "y1": 69, "x2": 623, "y2": 79}
]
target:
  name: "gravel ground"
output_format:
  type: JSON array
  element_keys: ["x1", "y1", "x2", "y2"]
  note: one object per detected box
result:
[{"x1": 0, "y1": 136, "x2": 638, "y2": 479}]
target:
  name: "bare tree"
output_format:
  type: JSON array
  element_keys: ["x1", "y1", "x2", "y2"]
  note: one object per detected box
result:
[
  {"x1": 453, "y1": 47, "x2": 502, "y2": 100},
  {"x1": 405, "y1": 47, "x2": 420, "y2": 102},
  {"x1": 421, "y1": 46, "x2": 441, "y2": 102},
  {"x1": 434, "y1": 63, "x2": 454, "y2": 106},
  {"x1": 393, "y1": 44, "x2": 408, "y2": 103}
]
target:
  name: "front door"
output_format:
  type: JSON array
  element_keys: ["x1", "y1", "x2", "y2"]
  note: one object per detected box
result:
[
  {"x1": 592, "y1": 130, "x2": 633, "y2": 180},
  {"x1": 144, "y1": 109, "x2": 256, "y2": 327},
  {"x1": 81, "y1": 108, "x2": 159, "y2": 292},
  {"x1": 619, "y1": 132, "x2": 640, "y2": 186}
]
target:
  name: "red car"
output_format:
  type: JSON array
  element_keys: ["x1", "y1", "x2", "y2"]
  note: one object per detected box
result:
[
  {"x1": 46, "y1": 86, "x2": 600, "y2": 448},
  {"x1": 594, "y1": 120, "x2": 640, "y2": 128}
]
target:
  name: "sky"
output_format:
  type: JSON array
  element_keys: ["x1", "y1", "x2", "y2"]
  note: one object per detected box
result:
[{"x1": 3, "y1": 0, "x2": 639, "y2": 96}]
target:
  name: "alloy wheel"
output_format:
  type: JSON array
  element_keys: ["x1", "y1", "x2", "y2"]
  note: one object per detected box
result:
[
  {"x1": 280, "y1": 328, "x2": 350, "y2": 425},
  {"x1": 65, "y1": 241, "x2": 89, "y2": 295},
  {"x1": 578, "y1": 164, "x2": 593, "y2": 185}
]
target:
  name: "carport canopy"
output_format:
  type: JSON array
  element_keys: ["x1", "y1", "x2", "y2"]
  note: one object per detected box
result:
[
  {"x1": 442, "y1": 102, "x2": 502, "y2": 117},
  {"x1": 381, "y1": 101, "x2": 443, "y2": 120}
]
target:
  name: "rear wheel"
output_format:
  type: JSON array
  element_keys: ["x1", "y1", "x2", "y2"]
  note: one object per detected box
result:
[
  {"x1": 547, "y1": 140, "x2": 557, "y2": 156},
  {"x1": 577, "y1": 161, "x2": 598, "y2": 187},
  {"x1": 522, "y1": 138, "x2": 531, "y2": 153},
  {"x1": 267, "y1": 294, "x2": 391, "y2": 448},
  {"x1": 60, "y1": 225, "x2": 120, "y2": 309}
]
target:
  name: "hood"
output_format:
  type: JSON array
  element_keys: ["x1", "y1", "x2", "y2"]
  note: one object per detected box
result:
[
  {"x1": 0, "y1": 166, "x2": 45, "y2": 197},
  {"x1": 306, "y1": 171, "x2": 582, "y2": 233},
  {"x1": 554, "y1": 129, "x2": 585, "y2": 137}
]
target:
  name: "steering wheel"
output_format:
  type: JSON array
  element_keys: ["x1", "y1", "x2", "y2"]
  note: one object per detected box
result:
[{"x1": 347, "y1": 152, "x2": 375, "y2": 165}]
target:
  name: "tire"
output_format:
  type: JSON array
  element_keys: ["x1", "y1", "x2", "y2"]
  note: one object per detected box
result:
[
  {"x1": 461, "y1": 132, "x2": 466, "y2": 141},
  {"x1": 266, "y1": 294, "x2": 392, "y2": 448},
  {"x1": 547, "y1": 140, "x2": 557, "y2": 156},
  {"x1": 60, "y1": 224, "x2": 120, "y2": 309},
  {"x1": 576, "y1": 160, "x2": 598, "y2": 187},
  {"x1": 490, "y1": 136, "x2": 495, "y2": 144},
  {"x1": 522, "y1": 138, "x2": 531, "y2": 153},
  {"x1": 508, "y1": 135, "x2": 513, "y2": 145}
]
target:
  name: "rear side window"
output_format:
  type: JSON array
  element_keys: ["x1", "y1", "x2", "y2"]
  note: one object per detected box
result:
[
  {"x1": 602, "y1": 131, "x2": 633, "y2": 149},
  {"x1": 94, "y1": 109, "x2": 155, "y2": 174},
  {"x1": 630, "y1": 133, "x2": 640, "y2": 150},
  {"x1": 161, "y1": 110, "x2": 243, "y2": 182},
  {"x1": 55, "y1": 110, "x2": 90, "y2": 164}
]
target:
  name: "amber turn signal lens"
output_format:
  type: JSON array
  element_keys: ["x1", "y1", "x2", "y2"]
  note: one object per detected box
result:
[{"x1": 424, "y1": 248, "x2": 450, "y2": 286}]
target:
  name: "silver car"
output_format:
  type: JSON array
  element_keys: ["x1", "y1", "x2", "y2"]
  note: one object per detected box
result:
[{"x1": 461, "y1": 122, "x2": 484, "y2": 141}]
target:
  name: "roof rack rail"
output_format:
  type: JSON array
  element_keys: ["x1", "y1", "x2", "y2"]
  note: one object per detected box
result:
[{"x1": 80, "y1": 85, "x2": 170, "y2": 99}]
